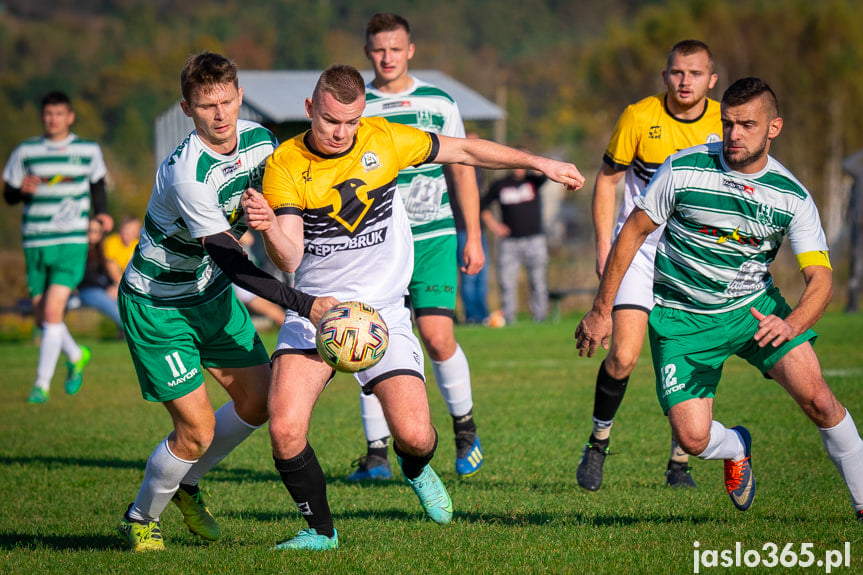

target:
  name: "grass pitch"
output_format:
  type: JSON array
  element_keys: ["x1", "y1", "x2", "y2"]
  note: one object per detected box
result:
[{"x1": 1, "y1": 311, "x2": 861, "y2": 574}]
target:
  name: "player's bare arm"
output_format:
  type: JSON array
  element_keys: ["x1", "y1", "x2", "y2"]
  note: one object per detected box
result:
[
  {"x1": 751, "y1": 263, "x2": 833, "y2": 348},
  {"x1": 242, "y1": 189, "x2": 305, "y2": 273},
  {"x1": 448, "y1": 163, "x2": 485, "y2": 274},
  {"x1": 575, "y1": 209, "x2": 658, "y2": 357},
  {"x1": 434, "y1": 134, "x2": 585, "y2": 191},
  {"x1": 592, "y1": 165, "x2": 626, "y2": 278}
]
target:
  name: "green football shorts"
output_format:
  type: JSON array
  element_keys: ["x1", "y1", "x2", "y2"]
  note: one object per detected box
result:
[
  {"x1": 648, "y1": 287, "x2": 818, "y2": 414},
  {"x1": 119, "y1": 287, "x2": 269, "y2": 402},
  {"x1": 409, "y1": 234, "x2": 458, "y2": 312},
  {"x1": 24, "y1": 243, "x2": 88, "y2": 297}
]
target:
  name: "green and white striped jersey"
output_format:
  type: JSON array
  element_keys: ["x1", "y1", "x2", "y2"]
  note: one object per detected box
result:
[
  {"x1": 364, "y1": 76, "x2": 466, "y2": 241},
  {"x1": 636, "y1": 142, "x2": 829, "y2": 313},
  {"x1": 2, "y1": 133, "x2": 107, "y2": 248},
  {"x1": 121, "y1": 120, "x2": 277, "y2": 308}
]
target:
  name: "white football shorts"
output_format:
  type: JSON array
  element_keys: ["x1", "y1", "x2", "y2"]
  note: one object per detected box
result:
[
  {"x1": 613, "y1": 242, "x2": 657, "y2": 312},
  {"x1": 275, "y1": 300, "x2": 425, "y2": 393}
]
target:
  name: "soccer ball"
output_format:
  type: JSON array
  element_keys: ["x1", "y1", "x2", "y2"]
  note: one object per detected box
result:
[{"x1": 315, "y1": 301, "x2": 389, "y2": 372}]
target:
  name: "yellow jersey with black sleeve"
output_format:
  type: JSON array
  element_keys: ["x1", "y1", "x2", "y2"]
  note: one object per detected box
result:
[
  {"x1": 604, "y1": 93, "x2": 722, "y2": 248},
  {"x1": 263, "y1": 116, "x2": 439, "y2": 308}
]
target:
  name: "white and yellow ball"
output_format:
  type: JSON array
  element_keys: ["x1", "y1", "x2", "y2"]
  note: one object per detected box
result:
[{"x1": 315, "y1": 301, "x2": 389, "y2": 372}]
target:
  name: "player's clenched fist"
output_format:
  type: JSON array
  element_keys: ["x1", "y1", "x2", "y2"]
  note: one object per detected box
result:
[{"x1": 242, "y1": 188, "x2": 275, "y2": 231}]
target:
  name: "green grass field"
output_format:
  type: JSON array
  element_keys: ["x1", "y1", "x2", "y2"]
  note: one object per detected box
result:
[{"x1": 1, "y1": 311, "x2": 862, "y2": 574}]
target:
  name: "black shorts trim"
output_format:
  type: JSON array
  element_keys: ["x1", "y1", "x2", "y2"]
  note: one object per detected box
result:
[
  {"x1": 612, "y1": 303, "x2": 651, "y2": 314},
  {"x1": 362, "y1": 368, "x2": 425, "y2": 395},
  {"x1": 271, "y1": 347, "x2": 336, "y2": 379},
  {"x1": 271, "y1": 347, "x2": 318, "y2": 361},
  {"x1": 413, "y1": 307, "x2": 455, "y2": 319}
]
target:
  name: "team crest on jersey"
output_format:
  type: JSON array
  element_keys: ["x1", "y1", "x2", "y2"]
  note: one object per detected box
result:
[
  {"x1": 417, "y1": 110, "x2": 434, "y2": 129},
  {"x1": 706, "y1": 133, "x2": 721, "y2": 143},
  {"x1": 361, "y1": 152, "x2": 381, "y2": 171},
  {"x1": 756, "y1": 203, "x2": 774, "y2": 225},
  {"x1": 649, "y1": 125, "x2": 662, "y2": 139}
]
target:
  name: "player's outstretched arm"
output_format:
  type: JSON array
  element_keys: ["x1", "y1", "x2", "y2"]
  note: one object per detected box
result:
[{"x1": 434, "y1": 134, "x2": 585, "y2": 191}]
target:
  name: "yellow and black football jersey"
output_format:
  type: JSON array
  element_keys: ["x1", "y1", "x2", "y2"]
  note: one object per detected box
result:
[
  {"x1": 604, "y1": 93, "x2": 722, "y2": 246},
  {"x1": 263, "y1": 116, "x2": 439, "y2": 307}
]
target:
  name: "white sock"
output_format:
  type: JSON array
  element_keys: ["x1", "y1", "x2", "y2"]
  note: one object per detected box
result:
[
  {"x1": 129, "y1": 438, "x2": 196, "y2": 522},
  {"x1": 431, "y1": 344, "x2": 473, "y2": 417},
  {"x1": 181, "y1": 401, "x2": 260, "y2": 487},
  {"x1": 696, "y1": 420, "x2": 745, "y2": 461},
  {"x1": 34, "y1": 323, "x2": 65, "y2": 390},
  {"x1": 359, "y1": 391, "x2": 391, "y2": 442},
  {"x1": 591, "y1": 417, "x2": 613, "y2": 441},
  {"x1": 58, "y1": 322, "x2": 81, "y2": 362},
  {"x1": 819, "y1": 409, "x2": 863, "y2": 511}
]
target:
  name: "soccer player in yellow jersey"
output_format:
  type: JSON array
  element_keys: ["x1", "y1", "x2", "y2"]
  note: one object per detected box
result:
[
  {"x1": 576, "y1": 40, "x2": 721, "y2": 491},
  {"x1": 243, "y1": 64, "x2": 584, "y2": 550}
]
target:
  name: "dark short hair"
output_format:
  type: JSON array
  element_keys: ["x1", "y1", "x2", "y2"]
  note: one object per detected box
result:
[
  {"x1": 41, "y1": 91, "x2": 71, "y2": 110},
  {"x1": 722, "y1": 77, "x2": 779, "y2": 118},
  {"x1": 366, "y1": 13, "x2": 411, "y2": 43},
  {"x1": 667, "y1": 39, "x2": 714, "y2": 73},
  {"x1": 313, "y1": 64, "x2": 366, "y2": 105},
  {"x1": 180, "y1": 51, "x2": 238, "y2": 102}
]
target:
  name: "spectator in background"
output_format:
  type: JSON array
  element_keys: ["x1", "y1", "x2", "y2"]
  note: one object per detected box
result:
[
  {"x1": 103, "y1": 215, "x2": 141, "y2": 285},
  {"x1": 481, "y1": 166, "x2": 548, "y2": 325},
  {"x1": 77, "y1": 217, "x2": 123, "y2": 332}
]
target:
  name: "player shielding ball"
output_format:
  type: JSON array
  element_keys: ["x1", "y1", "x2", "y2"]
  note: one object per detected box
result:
[
  {"x1": 575, "y1": 77, "x2": 863, "y2": 519},
  {"x1": 243, "y1": 63, "x2": 584, "y2": 551}
]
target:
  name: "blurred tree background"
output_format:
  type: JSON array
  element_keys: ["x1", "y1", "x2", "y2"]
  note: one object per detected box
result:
[{"x1": 1, "y1": 0, "x2": 862, "y2": 308}]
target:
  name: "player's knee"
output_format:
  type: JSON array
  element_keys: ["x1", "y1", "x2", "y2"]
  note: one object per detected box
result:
[
  {"x1": 604, "y1": 350, "x2": 639, "y2": 379},
  {"x1": 675, "y1": 428, "x2": 709, "y2": 456},
  {"x1": 422, "y1": 333, "x2": 456, "y2": 361},
  {"x1": 268, "y1": 415, "x2": 308, "y2": 451},
  {"x1": 801, "y1": 385, "x2": 844, "y2": 428},
  {"x1": 234, "y1": 395, "x2": 268, "y2": 427},
  {"x1": 393, "y1": 426, "x2": 436, "y2": 456},
  {"x1": 176, "y1": 427, "x2": 214, "y2": 460}
]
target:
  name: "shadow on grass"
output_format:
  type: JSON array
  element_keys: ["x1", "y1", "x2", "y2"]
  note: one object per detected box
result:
[{"x1": 0, "y1": 533, "x2": 121, "y2": 552}]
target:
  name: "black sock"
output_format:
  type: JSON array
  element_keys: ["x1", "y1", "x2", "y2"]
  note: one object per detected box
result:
[
  {"x1": 367, "y1": 436, "x2": 390, "y2": 460},
  {"x1": 393, "y1": 429, "x2": 438, "y2": 480},
  {"x1": 589, "y1": 434, "x2": 609, "y2": 450},
  {"x1": 452, "y1": 410, "x2": 476, "y2": 435},
  {"x1": 593, "y1": 360, "x2": 629, "y2": 422},
  {"x1": 273, "y1": 442, "x2": 334, "y2": 538},
  {"x1": 178, "y1": 483, "x2": 199, "y2": 496}
]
